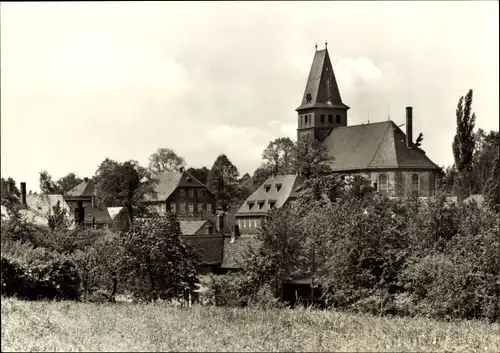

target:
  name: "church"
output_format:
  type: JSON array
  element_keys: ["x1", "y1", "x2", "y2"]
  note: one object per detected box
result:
[{"x1": 234, "y1": 44, "x2": 441, "y2": 234}]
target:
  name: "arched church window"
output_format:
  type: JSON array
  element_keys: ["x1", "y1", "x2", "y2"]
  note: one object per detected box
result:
[
  {"x1": 411, "y1": 174, "x2": 419, "y2": 198},
  {"x1": 379, "y1": 174, "x2": 388, "y2": 194}
]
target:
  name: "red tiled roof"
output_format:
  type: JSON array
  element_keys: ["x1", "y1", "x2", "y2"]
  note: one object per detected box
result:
[{"x1": 322, "y1": 121, "x2": 440, "y2": 171}]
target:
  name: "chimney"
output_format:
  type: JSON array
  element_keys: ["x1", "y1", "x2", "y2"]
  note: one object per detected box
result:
[
  {"x1": 179, "y1": 167, "x2": 184, "y2": 173},
  {"x1": 20, "y1": 182, "x2": 27, "y2": 206},
  {"x1": 406, "y1": 106, "x2": 413, "y2": 148},
  {"x1": 216, "y1": 212, "x2": 225, "y2": 233},
  {"x1": 84, "y1": 177, "x2": 89, "y2": 183},
  {"x1": 75, "y1": 200, "x2": 85, "y2": 226}
]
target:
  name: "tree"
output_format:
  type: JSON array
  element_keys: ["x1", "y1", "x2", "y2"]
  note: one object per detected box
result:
[
  {"x1": 122, "y1": 214, "x2": 199, "y2": 302},
  {"x1": 94, "y1": 159, "x2": 158, "y2": 225},
  {"x1": 56, "y1": 173, "x2": 83, "y2": 194},
  {"x1": 1, "y1": 177, "x2": 21, "y2": 210},
  {"x1": 47, "y1": 200, "x2": 72, "y2": 231},
  {"x1": 261, "y1": 137, "x2": 296, "y2": 175},
  {"x1": 207, "y1": 154, "x2": 241, "y2": 212},
  {"x1": 186, "y1": 167, "x2": 210, "y2": 185},
  {"x1": 148, "y1": 148, "x2": 186, "y2": 174},
  {"x1": 293, "y1": 134, "x2": 333, "y2": 179},
  {"x1": 39, "y1": 170, "x2": 61, "y2": 194},
  {"x1": 484, "y1": 150, "x2": 499, "y2": 213},
  {"x1": 252, "y1": 164, "x2": 273, "y2": 189},
  {"x1": 452, "y1": 89, "x2": 476, "y2": 199},
  {"x1": 472, "y1": 129, "x2": 499, "y2": 193}
]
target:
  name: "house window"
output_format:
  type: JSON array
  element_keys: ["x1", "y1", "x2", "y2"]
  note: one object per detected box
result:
[
  {"x1": 208, "y1": 226, "x2": 213, "y2": 235},
  {"x1": 411, "y1": 174, "x2": 419, "y2": 198},
  {"x1": 258, "y1": 201, "x2": 265, "y2": 209},
  {"x1": 320, "y1": 114, "x2": 325, "y2": 124},
  {"x1": 207, "y1": 204, "x2": 212, "y2": 213},
  {"x1": 180, "y1": 203, "x2": 185, "y2": 213},
  {"x1": 336, "y1": 115, "x2": 341, "y2": 124},
  {"x1": 198, "y1": 189, "x2": 206, "y2": 198},
  {"x1": 238, "y1": 219, "x2": 242, "y2": 228},
  {"x1": 328, "y1": 115, "x2": 333, "y2": 123},
  {"x1": 189, "y1": 188, "x2": 194, "y2": 197},
  {"x1": 269, "y1": 200, "x2": 276, "y2": 209},
  {"x1": 264, "y1": 184, "x2": 271, "y2": 192},
  {"x1": 188, "y1": 204, "x2": 194, "y2": 214},
  {"x1": 179, "y1": 188, "x2": 185, "y2": 197},
  {"x1": 243, "y1": 218, "x2": 247, "y2": 228},
  {"x1": 198, "y1": 203, "x2": 203, "y2": 212},
  {"x1": 275, "y1": 184, "x2": 282, "y2": 192},
  {"x1": 171, "y1": 203, "x2": 176, "y2": 213},
  {"x1": 379, "y1": 174, "x2": 388, "y2": 194},
  {"x1": 256, "y1": 219, "x2": 261, "y2": 228}
]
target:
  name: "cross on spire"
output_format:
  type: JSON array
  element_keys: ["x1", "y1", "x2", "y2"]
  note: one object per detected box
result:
[
  {"x1": 325, "y1": 40, "x2": 328, "y2": 49},
  {"x1": 315, "y1": 42, "x2": 318, "y2": 51}
]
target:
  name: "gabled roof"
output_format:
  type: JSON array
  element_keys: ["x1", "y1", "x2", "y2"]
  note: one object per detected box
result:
[
  {"x1": 17, "y1": 195, "x2": 74, "y2": 228},
  {"x1": 322, "y1": 121, "x2": 440, "y2": 171},
  {"x1": 296, "y1": 49, "x2": 349, "y2": 111},
  {"x1": 181, "y1": 235, "x2": 224, "y2": 266},
  {"x1": 220, "y1": 235, "x2": 262, "y2": 269},
  {"x1": 107, "y1": 207, "x2": 124, "y2": 220},
  {"x1": 65, "y1": 178, "x2": 95, "y2": 198},
  {"x1": 144, "y1": 170, "x2": 208, "y2": 202},
  {"x1": 179, "y1": 220, "x2": 210, "y2": 235},
  {"x1": 235, "y1": 175, "x2": 303, "y2": 216},
  {"x1": 66, "y1": 201, "x2": 112, "y2": 224}
]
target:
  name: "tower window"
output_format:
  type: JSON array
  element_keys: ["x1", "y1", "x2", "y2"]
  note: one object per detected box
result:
[
  {"x1": 379, "y1": 174, "x2": 388, "y2": 194},
  {"x1": 306, "y1": 93, "x2": 312, "y2": 103},
  {"x1": 320, "y1": 114, "x2": 325, "y2": 124},
  {"x1": 336, "y1": 115, "x2": 341, "y2": 124},
  {"x1": 328, "y1": 115, "x2": 333, "y2": 123},
  {"x1": 305, "y1": 115, "x2": 309, "y2": 124}
]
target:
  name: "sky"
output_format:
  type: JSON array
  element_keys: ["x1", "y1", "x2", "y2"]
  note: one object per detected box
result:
[{"x1": 1, "y1": 1, "x2": 498, "y2": 193}]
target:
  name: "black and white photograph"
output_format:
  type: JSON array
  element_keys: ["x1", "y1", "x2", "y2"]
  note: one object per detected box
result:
[{"x1": 1, "y1": 1, "x2": 499, "y2": 352}]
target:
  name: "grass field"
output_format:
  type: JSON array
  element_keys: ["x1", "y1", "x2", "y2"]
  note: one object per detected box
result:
[{"x1": 1, "y1": 297, "x2": 499, "y2": 352}]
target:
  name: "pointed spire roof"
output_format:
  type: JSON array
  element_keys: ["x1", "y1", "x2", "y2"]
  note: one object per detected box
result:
[{"x1": 296, "y1": 48, "x2": 349, "y2": 111}]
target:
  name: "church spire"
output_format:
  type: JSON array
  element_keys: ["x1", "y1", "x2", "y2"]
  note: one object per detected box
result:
[{"x1": 296, "y1": 43, "x2": 350, "y2": 142}]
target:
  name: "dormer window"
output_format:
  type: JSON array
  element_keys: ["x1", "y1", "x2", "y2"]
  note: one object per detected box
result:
[
  {"x1": 275, "y1": 183, "x2": 282, "y2": 192},
  {"x1": 264, "y1": 184, "x2": 271, "y2": 192},
  {"x1": 186, "y1": 177, "x2": 192, "y2": 183},
  {"x1": 258, "y1": 200, "x2": 265, "y2": 209},
  {"x1": 247, "y1": 201, "x2": 255, "y2": 210},
  {"x1": 269, "y1": 200, "x2": 276, "y2": 209},
  {"x1": 306, "y1": 93, "x2": 312, "y2": 103}
]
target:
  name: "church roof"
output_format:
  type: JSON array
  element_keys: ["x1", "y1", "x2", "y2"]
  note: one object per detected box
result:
[
  {"x1": 296, "y1": 49, "x2": 349, "y2": 111},
  {"x1": 322, "y1": 121, "x2": 441, "y2": 171}
]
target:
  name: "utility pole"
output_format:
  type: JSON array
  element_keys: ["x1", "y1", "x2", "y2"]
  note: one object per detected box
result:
[{"x1": 311, "y1": 244, "x2": 315, "y2": 305}]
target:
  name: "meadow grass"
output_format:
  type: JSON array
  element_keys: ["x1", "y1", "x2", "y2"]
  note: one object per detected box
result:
[{"x1": 1, "y1": 297, "x2": 499, "y2": 352}]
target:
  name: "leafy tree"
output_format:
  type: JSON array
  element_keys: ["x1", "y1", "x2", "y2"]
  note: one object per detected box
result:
[
  {"x1": 252, "y1": 165, "x2": 273, "y2": 189},
  {"x1": 148, "y1": 148, "x2": 186, "y2": 174},
  {"x1": 261, "y1": 137, "x2": 296, "y2": 175},
  {"x1": 94, "y1": 159, "x2": 157, "y2": 225},
  {"x1": 47, "y1": 200, "x2": 72, "y2": 231},
  {"x1": 1, "y1": 177, "x2": 21, "y2": 212},
  {"x1": 122, "y1": 214, "x2": 199, "y2": 302},
  {"x1": 39, "y1": 170, "x2": 61, "y2": 194},
  {"x1": 56, "y1": 173, "x2": 83, "y2": 194},
  {"x1": 293, "y1": 134, "x2": 333, "y2": 179},
  {"x1": 472, "y1": 129, "x2": 499, "y2": 193},
  {"x1": 452, "y1": 89, "x2": 476, "y2": 199},
  {"x1": 484, "y1": 150, "x2": 499, "y2": 213},
  {"x1": 186, "y1": 166, "x2": 210, "y2": 185},
  {"x1": 207, "y1": 154, "x2": 241, "y2": 212}
]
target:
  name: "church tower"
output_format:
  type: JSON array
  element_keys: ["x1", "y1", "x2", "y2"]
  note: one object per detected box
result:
[{"x1": 296, "y1": 43, "x2": 350, "y2": 142}]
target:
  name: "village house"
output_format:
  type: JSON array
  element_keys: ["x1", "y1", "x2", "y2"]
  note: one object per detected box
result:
[
  {"x1": 65, "y1": 178, "x2": 112, "y2": 229},
  {"x1": 142, "y1": 168, "x2": 216, "y2": 221}
]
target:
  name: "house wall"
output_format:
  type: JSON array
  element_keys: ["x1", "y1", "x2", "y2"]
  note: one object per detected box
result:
[
  {"x1": 234, "y1": 215, "x2": 264, "y2": 234},
  {"x1": 166, "y1": 186, "x2": 216, "y2": 220}
]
